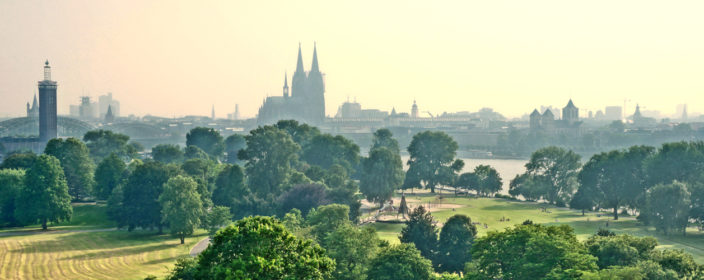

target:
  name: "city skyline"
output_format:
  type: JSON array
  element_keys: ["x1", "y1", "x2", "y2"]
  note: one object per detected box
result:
[{"x1": 1, "y1": 1, "x2": 704, "y2": 119}]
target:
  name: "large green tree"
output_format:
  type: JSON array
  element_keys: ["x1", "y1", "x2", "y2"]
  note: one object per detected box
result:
[
  {"x1": 644, "y1": 182, "x2": 691, "y2": 236},
  {"x1": 275, "y1": 119, "x2": 320, "y2": 149},
  {"x1": 44, "y1": 138, "x2": 95, "y2": 200},
  {"x1": 472, "y1": 165, "x2": 503, "y2": 197},
  {"x1": 14, "y1": 155, "x2": 73, "y2": 230},
  {"x1": 519, "y1": 146, "x2": 581, "y2": 205},
  {"x1": 366, "y1": 243, "x2": 434, "y2": 280},
  {"x1": 151, "y1": 144, "x2": 184, "y2": 164},
  {"x1": 578, "y1": 146, "x2": 654, "y2": 219},
  {"x1": 0, "y1": 169, "x2": 25, "y2": 226},
  {"x1": 83, "y1": 130, "x2": 136, "y2": 162},
  {"x1": 399, "y1": 205, "x2": 438, "y2": 260},
  {"x1": 277, "y1": 183, "x2": 330, "y2": 216},
  {"x1": 324, "y1": 224, "x2": 383, "y2": 280},
  {"x1": 0, "y1": 152, "x2": 38, "y2": 170},
  {"x1": 169, "y1": 216, "x2": 335, "y2": 280},
  {"x1": 584, "y1": 233, "x2": 658, "y2": 268},
  {"x1": 238, "y1": 125, "x2": 300, "y2": 196},
  {"x1": 93, "y1": 153, "x2": 126, "y2": 200},
  {"x1": 120, "y1": 161, "x2": 173, "y2": 231},
  {"x1": 212, "y1": 164, "x2": 247, "y2": 212},
  {"x1": 436, "y1": 214, "x2": 477, "y2": 273},
  {"x1": 468, "y1": 223, "x2": 597, "y2": 279},
  {"x1": 159, "y1": 175, "x2": 204, "y2": 244},
  {"x1": 186, "y1": 127, "x2": 224, "y2": 159},
  {"x1": 371, "y1": 128, "x2": 400, "y2": 152},
  {"x1": 302, "y1": 133, "x2": 360, "y2": 174},
  {"x1": 404, "y1": 131, "x2": 463, "y2": 193},
  {"x1": 360, "y1": 147, "x2": 404, "y2": 207}
]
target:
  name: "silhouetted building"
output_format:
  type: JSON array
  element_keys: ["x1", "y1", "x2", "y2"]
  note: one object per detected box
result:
[
  {"x1": 79, "y1": 96, "x2": 95, "y2": 119},
  {"x1": 411, "y1": 100, "x2": 419, "y2": 118},
  {"x1": 38, "y1": 60, "x2": 57, "y2": 142},
  {"x1": 26, "y1": 94, "x2": 38, "y2": 118},
  {"x1": 562, "y1": 99, "x2": 579, "y2": 125},
  {"x1": 105, "y1": 105, "x2": 115, "y2": 122},
  {"x1": 257, "y1": 44, "x2": 326, "y2": 124},
  {"x1": 98, "y1": 92, "x2": 120, "y2": 119}
]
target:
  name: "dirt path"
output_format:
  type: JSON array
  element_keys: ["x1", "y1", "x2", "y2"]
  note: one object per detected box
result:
[
  {"x1": 190, "y1": 237, "x2": 210, "y2": 256},
  {"x1": 0, "y1": 228, "x2": 118, "y2": 238}
]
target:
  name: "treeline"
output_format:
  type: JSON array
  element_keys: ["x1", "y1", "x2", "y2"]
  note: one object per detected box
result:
[
  {"x1": 509, "y1": 141, "x2": 704, "y2": 236},
  {"x1": 163, "y1": 207, "x2": 703, "y2": 279}
]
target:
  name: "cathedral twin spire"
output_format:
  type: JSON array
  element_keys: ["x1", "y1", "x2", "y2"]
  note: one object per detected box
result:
[{"x1": 287, "y1": 43, "x2": 321, "y2": 97}]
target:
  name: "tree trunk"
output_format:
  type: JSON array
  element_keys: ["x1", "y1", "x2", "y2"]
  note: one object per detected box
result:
[
  {"x1": 180, "y1": 235, "x2": 185, "y2": 244},
  {"x1": 582, "y1": 209, "x2": 585, "y2": 216},
  {"x1": 613, "y1": 206, "x2": 618, "y2": 220},
  {"x1": 41, "y1": 218, "x2": 48, "y2": 231},
  {"x1": 158, "y1": 224, "x2": 163, "y2": 234}
]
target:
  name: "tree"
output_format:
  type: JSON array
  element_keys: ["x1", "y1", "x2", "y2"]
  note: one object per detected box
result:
[
  {"x1": 399, "y1": 206, "x2": 438, "y2": 259},
  {"x1": 238, "y1": 125, "x2": 300, "y2": 196},
  {"x1": 436, "y1": 214, "x2": 477, "y2": 273},
  {"x1": 366, "y1": 243, "x2": 434, "y2": 280},
  {"x1": 469, "y1": 223, "x2": 597, "y2": 279},
  {"x1": 14, "y1": 155, "x2": 72, "y2": 230},
  {"x1": 324, "y1": 224, "x2": 383, "y2": 280},
  {"x1": 224, "y1": 134, "x2": 245, "y2": 164},
  {"x1": 306, "y1": 203, "x2": 351, "y2": 243},
  {"x1": 212, "y1": 164, "x2": 247, "y2": 211},
  {"x1": 184, "y1": 145, "x2": 210, "y2": 160},
  {"x1": 186, "y1": 127, "x2": 224, "y2": 159},
  {"x1": 171, "y1": 216, "x2": 334, "y2": 280},
  {"x1": 644, "y1": 182, "x2": 690, "y2": 235},
  {"x1": 159, "y1": 175, "x2": 204, "y2": 244},
  {"x1": 44, "y1": 138, "x2": 95, "y2": 201},
  {"x1": 151, "y1": 144, "x2": 184, "y2": 164},
  {"x1": 584, "y1": 233, "x2": 657, "y2": 269},
  {"x1": 93, "y1": 153, "x2": 126, "y2": 200},
  {"x1": 0, "y1": 169, "x2": 25, "y2": 226},
  {"x1": 371, "y1": 128, "x2": 400, "y2": 152},
  {"x1": 204, "y1": 206, "x2": 231, "y2": 236},
  {"x1": 360, "y1": 147, "x2": 404, "y2": 207},
  {"x1": 120, "y1": 161, "x2": 172, "y2": 231},
  {"x1": 275, "y1": 119, "x2": 320, "y2": 148},
  {"x1": 650, "y1": 249, "x2": 699, "y2": 278},
  {"x1": 277, "y1": 183, "x2": 330, "y2": 216},
  {"x1": 645, "y1": 142, "x2": 704, "y2": 186},
  {"x1": 83, "y1": 130, "x2": 136, "y2": 162},
  {"x1": 473, "y1": 165, "x2": 502, "y2": 196},
  {"x1": 579, "y1": 146, "x2": 654, "y2": 220},
  {"x1": 404, "y1": 131, "x2": 463, "y2": 193},
  {"x1": 302, "y1": 133, "x2": 360, "y2": 174},
  {"x1": 569, "y1": 187, "x2": 594, "y2": 216},
  {"x1": 455, "y1": 172, "x2": 478, "y2": 195},
  {"x1": 521, "y1": 146, "x2": 581, "y2": 205},
  {"x1": 0, "y1": 152, "x2": 38, "y2": 169}
]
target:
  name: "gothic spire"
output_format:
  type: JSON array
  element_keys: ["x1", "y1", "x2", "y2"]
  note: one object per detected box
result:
[
  {"x1": 295, "y1": 43, "x2": 305, "y2": 73},
  {"x1": 311, "y1": 42, "x2": 320, "y2": 73}
]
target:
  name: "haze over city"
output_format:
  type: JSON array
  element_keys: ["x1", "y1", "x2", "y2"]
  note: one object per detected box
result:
[{"x1": 2, "y1": 0, "x2": 704, "y2": 119}]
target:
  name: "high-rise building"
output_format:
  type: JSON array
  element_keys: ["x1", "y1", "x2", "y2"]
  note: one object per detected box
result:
[
  {"x1": 98, "y1": 92, "x2": 120, "y2": 119},
  {"x1": 411, "y1": 100, "x2": 419, "y2": 118},
  {"x1": 38, "y1": 60, "x2": 57, "y2": 142}
]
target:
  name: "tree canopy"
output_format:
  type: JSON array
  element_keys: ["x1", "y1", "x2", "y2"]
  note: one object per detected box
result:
[
  {"x1": 14, "y1": 155, "x2": 73, "y2": 230},
  {"x1": 366, "y1": 243, "x2": 434, "y2": 280},
  {"x1": 404, "y1": 131, "x2": 463, "y2": 193},
  {"x1": 159, "y1": 175, "x2": 204, "y2": 243},
  {"x1": 93, "y1": 153, "x2": 126, "y2": 200},
  {"x1": 44, "y1": 137, "x2": 95, "y2": 200},
  {"x1": 186, "y1": 127, "x2": 224, "y2": 159}
]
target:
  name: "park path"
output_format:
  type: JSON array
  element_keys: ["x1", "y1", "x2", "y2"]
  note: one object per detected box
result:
[
  {"x1": 0, "y1": 227, "x2": 117, "y2": 237},
  {"x1": 190, "y1": 237, "x2": 211, "y2": 256}
]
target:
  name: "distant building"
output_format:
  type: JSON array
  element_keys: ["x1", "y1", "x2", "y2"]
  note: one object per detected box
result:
[
  {"x1": 562, "y1": 99, "x2": 579, "y2": 125},
  {"x1": 334, "y1": 100, "x2": 388, "y2": 120},
  {"x1": 26, "y1": 94, "x2": 38, "y2": 118},
  {"x1": 411, "y1": 100, "x2": 419, "y2": 118},
  {"x1": 98, "y1": 93, "x2": 120, "y2": 119},
  {"x1": 38, "y1": 60, "x2": 57, "y2": 142},
  {"x1": 604, "y1": 106, "x2": 622, "y2": 121},
  {"x1": 257, "y1": 44, "x2": 325, "y2": 124},
  {"x1": 79, "y1": 96, "x2": 96, "y2": 120},
  {"x1": 105, "y1": 105, "x2": 115, "y2": 122}
]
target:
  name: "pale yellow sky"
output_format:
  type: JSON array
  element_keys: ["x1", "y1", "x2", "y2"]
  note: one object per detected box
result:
[{"x1": 1, "y1": 0, "x2": 703, "y2": 119}]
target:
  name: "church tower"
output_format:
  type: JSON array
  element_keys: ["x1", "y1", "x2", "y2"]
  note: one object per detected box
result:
[
  {"x1": 283, "y1": 73, "x2": 289, "y2": 98},
  {"x1": 291, "y1": 44, "x2": 307, "y2": 99},
  {"x1": 306, "y1": 43, "x2": 325, "y2": 121}
]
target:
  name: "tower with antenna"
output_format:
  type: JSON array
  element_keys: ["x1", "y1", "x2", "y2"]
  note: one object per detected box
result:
[{"x1": 38, "y1": 60, "x2": 57, "y2": 142}]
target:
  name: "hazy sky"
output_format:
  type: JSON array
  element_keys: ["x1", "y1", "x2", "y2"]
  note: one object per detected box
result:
[{"x1": 1, "y1": 1, "x2": 703, "y2": 119}]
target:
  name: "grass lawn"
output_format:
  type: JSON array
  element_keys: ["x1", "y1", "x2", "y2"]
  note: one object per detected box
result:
[
  {"x1": 0, "y1": 204, "x2": 207, "y2": 279},
  {"x1": 366, "y1": 190, "x2": 704, "y2": 263}
]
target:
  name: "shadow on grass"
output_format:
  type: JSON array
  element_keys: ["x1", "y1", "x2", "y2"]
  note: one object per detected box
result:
[
  {"x1": 10, "y1": 230, "x2": 178, "y2": 254},
  {"x1": 58, "y1": 243, "x2": 181, "y2": 261}
]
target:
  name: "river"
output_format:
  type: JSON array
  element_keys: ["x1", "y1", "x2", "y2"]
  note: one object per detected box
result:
[{"x1": 401, "y1": 156, "x2": 527, "y2": 195}]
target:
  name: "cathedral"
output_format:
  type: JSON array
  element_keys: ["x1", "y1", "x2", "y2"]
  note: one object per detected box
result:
[{"x1": 257, "y1": 44, "x2": 325, "y2": 125}]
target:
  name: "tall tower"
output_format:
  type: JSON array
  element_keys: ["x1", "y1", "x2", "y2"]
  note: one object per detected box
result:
[
  {"x1": 411, "y1": 100, "x2": 419, "y2": 118},
  {"x1": 38, "y1": 60, "x2": 57, "y2": 142},
  {"x1": 283, "y1": 73, "x2": 289, "y2": 98},
  {"x1": 211, "y1": 105, "x2": 215, "y2": 120},
  {"x1": 562, "y1": 99, "x2": 579, "y2": 125},
  {"x1": 291, "y1": 44, "x2": 306, "y2": 98},
  {"x1": 307, "y1": 42, "x2": 325, "y2": 121}
]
